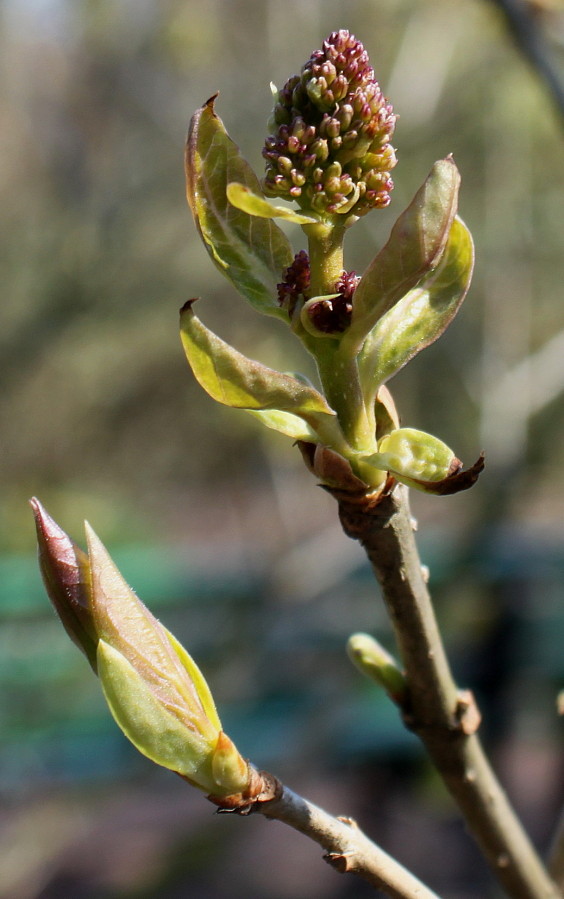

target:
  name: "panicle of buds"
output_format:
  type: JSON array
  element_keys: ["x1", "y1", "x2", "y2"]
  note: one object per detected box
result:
[{"x1": 263, "y1": 30, "x2": 396, "y2": 218}]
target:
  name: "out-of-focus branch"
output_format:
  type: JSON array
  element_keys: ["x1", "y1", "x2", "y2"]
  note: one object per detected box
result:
[
  {"x1": 549, "y1": 689, "x2": 564, "y2": 892},
  {"x1": 336, "y1": 485, "x2": 560, "y2": 899},
  {"x1": 549, "y1": 807, "x2": 564, "y2": 892},
  {"x1": 489, "y1": 0, "x2": 564, "y2": 126}
]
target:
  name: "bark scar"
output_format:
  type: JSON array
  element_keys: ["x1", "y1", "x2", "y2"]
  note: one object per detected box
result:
[
  {"x1": 324, "y1": 850, "x2": 356, "y2": 873},
  {"x1": 455, "y1": 689, "x2": 482, "y2": 735}
]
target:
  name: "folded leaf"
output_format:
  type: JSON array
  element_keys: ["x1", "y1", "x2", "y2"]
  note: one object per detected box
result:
[
  {"x1": 186, "y1": 96, "x2": 293, "y2": 317},
  {"x1": 369, "y1": 427, "x2": 457, "y2": 483},
  {"x1": 165, "y1": 629, "x2": 222, "y2": 732},
  {"x1": 226, "y1": 182, "x2": 318, "y2": 225},
  {"x1": 180, "y1": 301, "x2": 346, "y2": 448},
  {"x1": 342, "y1": 157, "x2": 460, "y2": 354},
  {"x1": 98, "y1": 640, "x2": 217, "y2": 782},
  {"x1": 399, "y1": 452, "x2": 485, "y2": 495},
  {"x1": 360, "y1": 427, "x2": 484, "y2": 494},
  {"x1": 359, "y1": 217, "x2": 474, "y2": 400},
  {"x1": 86, "y1": 522, "x2": 218, "y2": 739}
]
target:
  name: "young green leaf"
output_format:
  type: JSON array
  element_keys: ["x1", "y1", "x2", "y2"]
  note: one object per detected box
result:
[
  {"x1": 165, "y1": 628, "x2": 222, "y2": 732},
  {"x1": 359, "y1": 216, "x2": 474, "y2": 400},
  {"x1": 226, "y1": 182, "x2": 319, "y2": 225},
  {"x1": 342, "y1": 157, "x2": 460, "y2": 354},
  {"x1": 369, "y1": 427, "x2": 458, "y2": 483},
  {"x1": 245, "y1": 409, "x2": 319, "y2": 441},
  {"x1": 86, "y1": 522, "x2": 219, "y2": 739},
  {"x1": 360, "y1": 427, "x2": 484, "y2": 494},
  {"x1": 180, "y1": 301, "x2": 352, "y2": 449},
  {"x1": 186, "y1": 96, "x2": 293, "y2": 317},
  {"x1": 97, "y1": 639, "x2": 218, "y2": 783}
]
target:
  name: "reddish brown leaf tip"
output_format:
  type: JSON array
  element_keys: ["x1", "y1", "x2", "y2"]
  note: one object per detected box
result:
[
  {"x1": 204, "y1": 93, "x2": 219, "y2": 111},
  {"x1": 413, "y1": 452, "x2": 485, "y2": 495},
  {"x1": 30, "y1": 496, "x2": 67, "y2": 546},
  {"x1": 30, "y1": 497, "x2": 98, "y2": 670},
  {"x1": 180, "y1": 299, "x2": 199, "y2": 315}
]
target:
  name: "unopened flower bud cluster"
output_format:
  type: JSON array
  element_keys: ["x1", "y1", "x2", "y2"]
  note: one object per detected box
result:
[{"x1": 263, "y1": 30, "x2": 396, "y2": 217}]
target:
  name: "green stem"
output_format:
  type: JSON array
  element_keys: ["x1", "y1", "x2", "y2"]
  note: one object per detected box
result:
[
  {"x1": 315, "y1": 347, "x2": 375, "y2": 454},
  {"x1": 302, "y1": 220, "x2": 346, "y2": 296},
  {"x1": 337, "y1": 486, "x2": 561, "y2": 899},
  {"x1": 302, "y1": 221, "x2": 375, "y2": 454}
]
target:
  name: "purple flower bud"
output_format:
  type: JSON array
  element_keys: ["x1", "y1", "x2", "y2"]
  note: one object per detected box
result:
[
  {"x1": 263, "y1": 31, "x2": 396, "y2": 217},
  {"x1": 277, "y1": 250, "x2": 311, "y2": 317},
  {"x1": 311, "y1": 138, "x2": 329, "y2": 162},
  {"x1": 303, "y1": 269, "x2": 360, "y2": 334},
  {"x1": 277, "y1": 156, "x2": 293, "y2": 175}
]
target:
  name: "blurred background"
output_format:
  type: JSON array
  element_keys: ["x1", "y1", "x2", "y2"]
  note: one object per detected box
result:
[{"x1": 1, "y1": 0, "x2": 563, "y2": 896}]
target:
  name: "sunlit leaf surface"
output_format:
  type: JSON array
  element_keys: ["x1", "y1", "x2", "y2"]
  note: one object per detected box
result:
[
  {"x1": 343, "y1": 157, "x2": 460, "y2": 353},
  {"x1": 186, "y1": 97, "x2": 293, "y2": 317},
  {"x1": 359, "y1": 216, "x2": 474, "y2": 397}
]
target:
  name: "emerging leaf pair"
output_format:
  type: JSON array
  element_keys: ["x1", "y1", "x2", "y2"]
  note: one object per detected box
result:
[
  {"x1": 31, "y1": 498, "x2": 251, "y2": 799},
  {"x1": 181, "y1": 31, "x2": 483, "y2": 497}
]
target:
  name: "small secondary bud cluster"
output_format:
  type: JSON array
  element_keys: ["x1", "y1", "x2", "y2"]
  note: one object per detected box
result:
[
  {"x1": 277, "y1": 250, "x2": 311, "y2": 317},
  {"x1": 278, "y1": 251, "x2": 360, "y2": 334},
  {"x1": 263, "y1": 30, "x2": 396, "y2": 218},
  {"x1": 306, "y1": 269, "x2": 360, "y2": 333}
]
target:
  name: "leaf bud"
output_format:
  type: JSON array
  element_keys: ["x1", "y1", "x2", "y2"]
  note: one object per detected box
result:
[
  {"x1": 32, "y1": 501, "x2": 251, "y2": 798},
  {"x1": 31, "y1": 497, "x2": 98, "y2": 671},
  {"x1": 347, "y1": 633, "x2": 407, "y2": 704},
  {"x1": 376, "y1": 428, "x2": 458, "y2": 482},
  {"x1": 360, "y1": 428, "x2": 484, "y2": 495}
]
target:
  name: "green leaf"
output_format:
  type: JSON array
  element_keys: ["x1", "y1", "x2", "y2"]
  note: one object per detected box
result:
[
  {"x1": 165, "y1": 628, "x2": 221, "y2": 732},
  {"x1": 359, "y1": 426, "x2": 483, "y2": 495},
  {"x1": 343, "y1": 157, "x2": 460, "y2": 354},
  {"x1": 85, "y1": 523, "x2": 218, "y2": 740},
  {"x1": 226, "y1": 182, "x2": 318, "y2": 225},
  {"x1": 186, "y1": 96, "x2": 293, "y2": 317},
  {"x1": 368, "y1": 427, "x2": 457, "y2": 483},
  {"x1": 245, "y1": 409, "x2": 318, "y2": 441},
  {"x1": 362, "y1": 428, "x2": 484, "y2": 495},
  {"x1": 359, "y1": 216, "x2": 474, "y2": 399},
  {"x1": 97, "y1": 640, "x2": 218, "y2": 790},
  {"x1": 180, "y1": 301, "x2": 348, "y2": 448}
]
